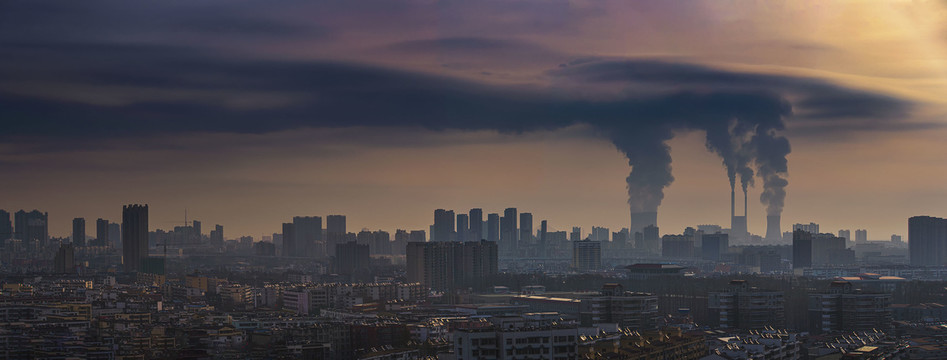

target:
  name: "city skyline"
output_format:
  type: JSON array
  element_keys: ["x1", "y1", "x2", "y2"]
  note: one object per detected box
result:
[{"x1": 2, "y1": 1, "x2": 947, "y2": 239}]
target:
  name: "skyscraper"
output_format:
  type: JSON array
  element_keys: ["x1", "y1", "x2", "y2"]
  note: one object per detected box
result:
[
  {"x1": 281, "y1": 222, "x2": 296, "y2": 257},
  {"x1": 838, "y1": 229, "x2": 851, "y2": 243},
  {"x1": 486, "y1": 213, "x2": 499, "y2": 242},
  {"x1": 792, "y1": 229, "x2": 812, "y2": 270},
  {"x1": 109, "y1": 223, "x2": 121, "y2": 249},
  {"x1": 122, "y1": 204, "x2": 148, "y2": 273},
  {"x1": 210, "y1": 224, "x2": 224, "y2": 248},
  {"x1": 639, "y1": 225, "x2": 660, "y2": 254},
  {"x1": 501, "y1": 207, "x2": 517, "y2": 252},
  {"x1": 570, "y1": 227, "x2": 582, "y2": 242},
  {"x1": 72, "y1": 218, "x2": 86, "y2": 247},
  {"x1": 14, "y1": 210, "x2": 48, "y2": 250},
  {"x1": 293, "y1": 216, "x2": 323, "y2": 258},
  {"x1": 0, "y1": 210, "x2": 11, "y2": 246},
  {"x1": 406, "y1": 240, "x2": 498, "y2": 291},
  {"x1": 519, "y1": 212, "x2": 532, "y2": 245},
  {"x1": 326, "y1": 214, "x2": 346, "y2": 252},
  {"x1": 909, "y1": 216, "x2": 947, "y2": 267},
  {"x1": 701, "y1": 233, "x2": 729, "y2": 262},
  {"x1": 54, "y1": 243, "x2": 75, "y2": 274},
  {"x1": 433, "y1": 209, "x2": 455, "y2": 242},
  {"x1": 335, "y1": 241, "x2": 370, "y2": 279},
  {"x1": 469, "y1": 208, "x2": 483, "y2": 241},
  {"x1": 456, "y1": 213, "x2": 469, "y2": 242},
  {"x1": 95, "y1": 218, "x2": 109, "y2": 247},
  {"x1": 855, "y1": 229, "x2": 867, "y2": 243},
  {"x1": 572, "y1": 240, "x2": 601, "y2": 271}
]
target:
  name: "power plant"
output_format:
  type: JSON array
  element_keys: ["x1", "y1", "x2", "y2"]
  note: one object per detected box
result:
[{"x1": 765, "y1": 215, "x2": 782, "y2": 242}]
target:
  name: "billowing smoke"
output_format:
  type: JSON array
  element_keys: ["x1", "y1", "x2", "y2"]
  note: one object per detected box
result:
[{"x1": 752, "y1": 127, "x2": 791, "y2": 215}]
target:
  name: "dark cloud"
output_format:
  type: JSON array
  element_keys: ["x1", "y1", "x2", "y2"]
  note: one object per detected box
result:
[{"x1": 0, "y1": 42, "x2": 919, "y2": 216}]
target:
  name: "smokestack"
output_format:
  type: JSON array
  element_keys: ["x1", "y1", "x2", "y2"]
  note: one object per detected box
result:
[
  {"x1": 765, "y1": 215, "x2": 781, "y2": 242},
  {"x1": 631, "y1": 211, "x2": 657, "y2": 237},
  {"x1": 744, "y1": 189, "x2": 748, "y2": 218},
  {"x1": 731, "y1": 186, "x2": 735, "y2": 219}
]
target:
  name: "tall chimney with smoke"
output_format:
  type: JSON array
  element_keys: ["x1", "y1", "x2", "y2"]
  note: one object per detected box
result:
[{"x1": 765, "y1": 215, "x2": 781, "y2": 242}]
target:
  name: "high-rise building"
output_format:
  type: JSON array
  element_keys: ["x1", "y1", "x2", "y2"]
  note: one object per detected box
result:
[
  {"x1": 612, "y1": 228, "x2": 630, "y2": 248},
  {"x1": 281, "y1": 223, "x2": 296, "y2": 257},
  {"x1": 808, "y1": 281, "x2": 892, "y2": 334},
  {"x1": 409, "y1": 230, "x2": 426, "y2": 242},
  {"x1": 14, "y1": 210, "x2": 48, "y2": 250},
  {"x1": 456, "y1": 213, "x2": 469, "y2": 242},
  {"x1": 95, "y1": 218, "x2": 109, "y2": 247},
  {"x1": 855, "y1": 229, "x2": 868, "y2": 243},
  {"x1": 108, "y1": 223, "x2": 121, "y2": 249},
  {"x1": 433, "y1": 209, "x2": 455, "y2": 242},
  {"x1": 792, "y1": 229, "x2": 812, "y2": 270},
  {"x1": 335, "y1": 241, "x2": 370, "y2": 279},
  {"x1": 838, "y1": 229, "x2": 851, "y2": 242},
  {"x1": 572, "y1": 240, "x2": 601, "y2": 271},
  {"x1": 639, "y1": 225, "x2": 660, "y2": 254},
  {"x1": 326, "y1": 214, "x2": 346, "y2": 254},
  {"x1": 519, "y1": 212, "x2": 533, "y2": 245},
  {"x1": 792, "y1": 222, "x2": 820, "y2": 234},
  {"x1": 708, "y1": 280, "x2": 785, "y2": 330},
  {"x1": 293, "y1": 216, "x2": 323, "y2": 258},
  {"x1": 701, "y1": 233, "x2": 729, "y2": 262},
  {"x1": 811, "y1": 233, "x2": 853, "y2": 266},
  {"x1": 486, "y1": 213, "x2": 499, "y2": 242},
  {"x1": 210, "y1": 224, "x2": 224, "y2": 248},
  {"x1": 468, "y1": 208, "x2": 483, "y2": 241},
  {"x1": 630, "y1": 211, "x2": 657, "y2": 239},
  {"x1": 891, "y1": 234, "x2": 903, "y2": 244},
  {"x1": 570, "y1": 227, "x2": 582, "y2": 242},
  {"x1": 406, "y1": 240, "x2": 498, "y2": 291},
  {"x1": 122, "y1": 204, "x2": 148, "y2": 273},
  {"x1": 909, "y1": 216, "x2": 947, "y2": 267},
  {"x1": 661, "y1": 234, "x2": 694, "y2": 258},
  {"x1": 0, "y1": 210, "x2": 11, "y2": 246},
  {"x1": 501, "y1": 208, "x2": 517, "y2": 252},
  {"x1": 192, "y1": 220, "x2": 201, "y2": 240},
  {"x1": 53, "y1": 243, "x2": 75, "y2": 274},
  {"x1": 72, "y1": 218, "x2": 86, "y2": 247},
  {"x1": 590, "y1": 226, "x2": 609, "y2": 242}
]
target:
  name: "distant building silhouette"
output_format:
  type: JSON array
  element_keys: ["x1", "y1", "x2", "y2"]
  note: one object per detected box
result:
[
  {"x1": 572, "y1": 240, "x2": 601, "y2": 271},
  {"x1": 15, "y1": 209, "x2": 48, "y2": 250},
  {"x1": 855, "y1": 229, "x2": 868, "y2": 243},
  {"x1": 54, "y1": 243, "x2": 75, "y2": 274},
  {"x1": 709, "y1": 280, "x2": 785, "y2": 330},
  {"x1": 95, "y1": 218, "x2": 109, "y2": 247},
  {"x1": 326, "y1": 214, "x2": 346, "y2": 252},
  {"x1": 639, "y1": 225, "x2": 660, "y2": 254},
  {"x1": 792, "y1": 222, "x2": 819, "y2": 234},
  {"x1": 72, "y1": 218, "x2": 86, "y2": 247},
  {"x1": 570, "y1": 227, "x2": 582, "y2": 242},
  {"x1": 335, "y1": 241, "x2": 370, "y2": 280},
  {"x1": 661, "y1": 234, "x2": 694, "y2": 258},
  {"x1": 811, "y1": 233, "x2": 853, "y2": 266},
  {"x1": 210, "y1": 224, "x2": 224, "y2": 248},
  {"x1": 456, "y1": 213, "x2": 468, "y2": 242},
  {"x1": 501, "y1": 208, "x2": 517, "y2": 253},
  {"x1": 406, "y1": 240, "x2": 497, "y2": 291},
  {"x1": 909, "y1": 216, "x2": 947, "y2": 266},
  {"x1": 468, "y1": 208, "x2": 483, "y2": 241},
  {"x1": 486, "y1": 213, "x2": 499, "y2": 242},
  {"x1": 281, "y1": 223, "x2": 296, "y2": 257},
  {"x1": 701, "y1": 233, "x2": 728, "y2": 262},
  {"x1": 122, "y1": 204, "x2": 148, "y2": 273},
  {"x1": 519, "y1": 212, "x2": 533, "y2": 245},
  {"x1": 0, "y1": 210, "x2": 11, "y2": 246},
  {"x1": 838, "y1": 229, "x2": 851, "y2": 243},
  {"x1": 409, "y1": 230, "x2": 426, "y2": 242},
  {"x1": 433, "y1": 209, "x2": 455, "y2": 242},
  {"x1": 108, "y1": 223, "x2": 121, "y2": 249},
  {"x1": 293, "y1": 216, "x2": 323, "y2": 258},
  {"x1": 792, "y1": 229, "x2": 812, "y2": 270}
]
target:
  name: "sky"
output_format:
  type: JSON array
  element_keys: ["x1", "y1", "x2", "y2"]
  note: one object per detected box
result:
[{"x1": 1, "y1": 0, "x2": 946, "y2": 240}]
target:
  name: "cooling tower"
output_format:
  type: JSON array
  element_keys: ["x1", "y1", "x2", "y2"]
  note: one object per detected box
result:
[
  {"x1": 631, "y1": 211, "x2": 657, "y2": 237},
  {"x1": 765, "y1": 215, "x2": 781, "y2": 242}
]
